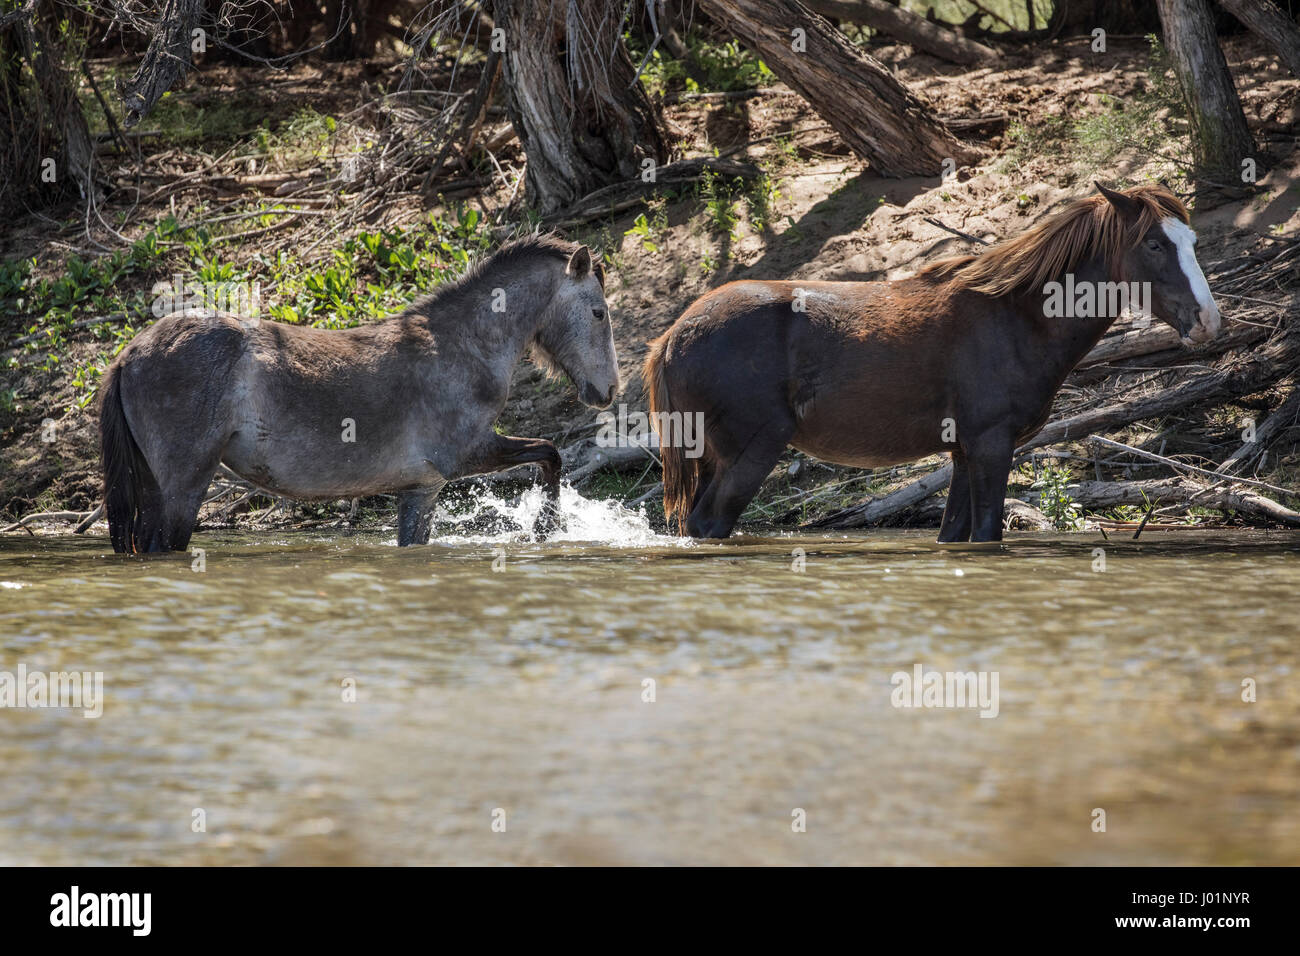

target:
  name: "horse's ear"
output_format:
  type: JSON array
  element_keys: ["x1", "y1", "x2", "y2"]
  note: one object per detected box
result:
[
  {"x1": 566, "y1": 245, "x2": 592, "y2": 280},
  {"x1": 1094, "y1": 181, "x2": 1142, "y2": 221}
]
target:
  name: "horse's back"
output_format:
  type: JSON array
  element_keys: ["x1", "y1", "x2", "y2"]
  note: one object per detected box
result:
[{"x1": 658, "y1": 278, "x2": 946, "y2": 385}]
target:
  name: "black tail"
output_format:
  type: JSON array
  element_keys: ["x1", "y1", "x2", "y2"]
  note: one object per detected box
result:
[{"x1": 99, "y1": 364, "x2": 160, "y2": 553}]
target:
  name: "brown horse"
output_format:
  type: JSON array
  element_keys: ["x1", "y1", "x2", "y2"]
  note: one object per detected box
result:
[
  {"x1": 100, "y1": 234, "x2": 619, "y2": 553},
  {"x1": 645, "y1": 183, "x2": 1222, "y2": 541}
]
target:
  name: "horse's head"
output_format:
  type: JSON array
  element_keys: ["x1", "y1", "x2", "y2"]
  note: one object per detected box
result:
[
  {"x1": 1097, "y1": 183, "x2": 1221, "y2": 345},
  {"x1": 534, "y1": 244, "x2": 620, "y2": 409}
]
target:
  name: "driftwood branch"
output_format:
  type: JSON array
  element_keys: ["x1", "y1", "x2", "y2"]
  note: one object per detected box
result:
[
  {"x1": 73, "y1": 504, "x2": 105, "y2": 534},
  {"x1": 1087, "y1": 435, "x2": 1296, "y2": 498},
  {"x1": 924, "y1": 216, "x2": 991, "y2": 245},
  {"x1": 3, "y1": 510, "x2": 100, "y2": 533}
]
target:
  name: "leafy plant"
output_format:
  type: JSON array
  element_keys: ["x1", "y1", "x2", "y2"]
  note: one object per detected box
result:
[
  {"x1": 701, "y1": 169, "x2": 739, "y2": 241},
  {"x1": 1033, "y1": 462, "x2": 1084, "y2": 531}
]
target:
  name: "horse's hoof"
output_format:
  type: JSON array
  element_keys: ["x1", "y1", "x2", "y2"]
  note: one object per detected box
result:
[{"x1": 532, "y1": 507, "x2": 563, "y2": 538}]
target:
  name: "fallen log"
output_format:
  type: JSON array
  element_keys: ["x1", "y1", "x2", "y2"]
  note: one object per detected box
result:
[
  {"x1": 1076, "y1": 325, "x2": 1184, "y2": 367},
  {"x1": 73, "y1": 503, "x2": 104, "y2": 534},
  {"x1": 938, "y1": 111, "x2": 1009, "y2": 139},
  {"x1": 806, "y1": 462, "x2": 953, "y2": 528},
  {"x1": 1031, "y1": 334, "x2": 1299, "y2": 448},
  {"x1": 1070, "y1": 321, "x2": 1266, "y2": 385},
  {"x1": 1058, "y1": 478, "x2": 1300, "y2": 526}
]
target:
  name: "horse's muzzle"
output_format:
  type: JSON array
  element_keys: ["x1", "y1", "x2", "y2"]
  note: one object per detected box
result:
[
  {"x1": 580, "y1": 382, "x2": 616, "y2": 408},
  {"x1": 1188, "y1": 304, "x2": 1222, "y2": 345}
]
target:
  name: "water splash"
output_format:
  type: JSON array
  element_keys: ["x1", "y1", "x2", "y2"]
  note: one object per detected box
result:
[{"x1": 431, "y1": 483, "x2": 688, "y2": 548}]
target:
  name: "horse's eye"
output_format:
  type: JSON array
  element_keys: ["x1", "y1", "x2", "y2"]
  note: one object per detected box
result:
[
  {"x1": 1146, "y1": 239, "x2": 1162, "y2": 252},
  {"x1": 593, "y1": 307, "x2": 607, "y2": 321}
]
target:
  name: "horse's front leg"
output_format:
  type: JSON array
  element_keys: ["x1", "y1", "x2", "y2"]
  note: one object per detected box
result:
[
  {"x1": 464, "y1": 435, "x2": 563, "y2": 537},
  {"x1": 397, "y1": 481, "x2": 446, "y2": 546},
  {"x1": 965, "y1": 430, "x2": 1015, "y2": 543}
]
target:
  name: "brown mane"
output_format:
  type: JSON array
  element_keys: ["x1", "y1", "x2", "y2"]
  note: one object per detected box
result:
[{"x1": 916, "y1": 184, "x2": 1189, "y2": 296}]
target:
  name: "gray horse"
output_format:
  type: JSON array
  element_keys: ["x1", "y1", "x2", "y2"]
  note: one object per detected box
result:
[{"x1": 100, "y1": 234, "x2": 620, "y2": 553}]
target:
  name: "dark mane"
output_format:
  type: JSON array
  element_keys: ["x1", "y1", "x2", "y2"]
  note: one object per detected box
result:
[
  {"x1": 916, "y1": 183, "x2": 1190, "y2": 296},
  {"x1": 398, "y1": 232, "x2": 603, "y2": 321}
]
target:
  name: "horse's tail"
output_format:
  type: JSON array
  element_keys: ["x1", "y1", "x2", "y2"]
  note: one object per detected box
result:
[
  {"x1": 644, "y1": 331, "x2": 702, "y2": 535},
  {"x1": 99, "y1": 362, "x2": 157, "y2": 553}
]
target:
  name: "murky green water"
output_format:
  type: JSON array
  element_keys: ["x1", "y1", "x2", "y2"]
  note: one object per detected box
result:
[{"x1": 1, "y1": 507, "x2": 1298, "y2": 864}]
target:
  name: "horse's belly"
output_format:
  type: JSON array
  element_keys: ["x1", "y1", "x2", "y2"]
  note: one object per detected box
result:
[
  {"x1": 791, "y1": 430, "x2": 939, "y2": 470},
  {"x1": 790, "y1": 384, "x2": 947, "y2": 469},
  {"x1": 221, "y1": 432, "x2": 442, "y2": 500}
]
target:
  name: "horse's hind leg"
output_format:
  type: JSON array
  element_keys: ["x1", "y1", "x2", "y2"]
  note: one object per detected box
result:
[
  {"x1": 129, "y1": 473, "x2": 205, "y2": 553},
  {"x1": 161, "y1": 458, "x2": 225, "y2": 552},
  {"x1": 148, "y1": 442, "x2": 227, "y2": 552},
  {"x1": 937, "y1": 448, "x2": 972, "y2": 543},
  {"x1": 132, "y1": 482, "x2": 170, "y2": 553},
  {"x1": 164, "y1": 479, "x2": 214, "y2": 552},
  {"x1": 687, "y1": 419, "x2": 794, "y2": 539},
  {"x1": 397, "y1": 483, "x2": 446, "y2": 546}
]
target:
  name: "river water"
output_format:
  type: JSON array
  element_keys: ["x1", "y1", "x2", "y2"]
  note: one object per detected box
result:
[{"x1": 1, "y1": 489, "x2": 1297, "y2": 865}]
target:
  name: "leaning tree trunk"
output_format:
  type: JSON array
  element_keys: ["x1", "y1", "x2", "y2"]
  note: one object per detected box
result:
[
  {"x1": 493, "y1": 0, "x2": 669, "y2": 215},
  {"x1": 1217, "y1": 0, "x2": 1300, "y2": 78},
  {"x1": 1156, "y1": 0, "x2": 1255, "y2": 183},
  {"x1": 805, "y1": 0, "x2": 999, "y2": 65},
  {"x1": 117, "y1": 0, "x2": 204, "y2": 127},
  {"x1": 699, "y1": 0, "x2": 981, "y2": 176}
]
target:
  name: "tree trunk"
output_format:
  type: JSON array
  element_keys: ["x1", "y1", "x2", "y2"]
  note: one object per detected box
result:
[
  {"x1": 494, "y1": 0, "x2": 669, "y2": 215},
  {"x1": 805, "y1": 0, "x2": 999, "y2": 65},
  {"x1": 1217, "y1": 0, "x2": 1300, "y2": 77},
  {"x1": 1156, "y1": 0, "x2": 1255, "y2": 182},
  {"x1": 699, "y1": 0, "x2": 981, "y2": 175},
  {"x1": 0, "y1": 8, "x2": 95, "y2": 215}
]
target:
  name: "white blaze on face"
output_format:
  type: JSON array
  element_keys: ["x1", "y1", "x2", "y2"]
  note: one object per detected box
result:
[{"x1": 1161, "y1": 217, "x2": 1220, "y2": 340}]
